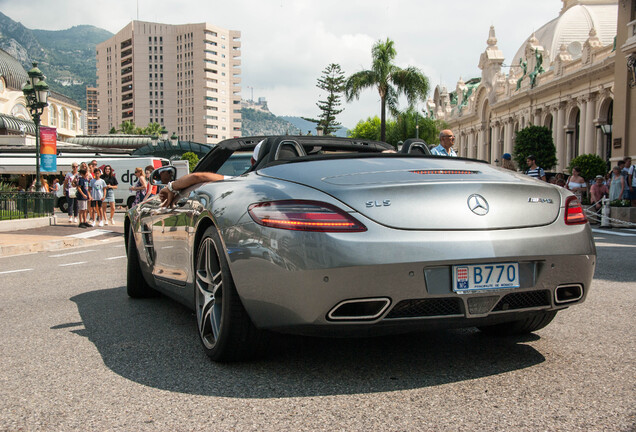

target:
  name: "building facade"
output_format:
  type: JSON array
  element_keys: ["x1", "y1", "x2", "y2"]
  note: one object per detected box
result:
[
  {"x1": 86, "y1": 87, "x2": 98, "y2": 135},
  {"x1": 0, "y1": 48, "x2": 83, "y2": 140},
  {"x1": 612, "y1": 0, "x2": 636, "y2": 155},
  {"x1": 96, "y1": 20, "x2": 242, "y2": 144},
  {"x1": 427, "y1": 0, "x2": 632, "y2": 172}
]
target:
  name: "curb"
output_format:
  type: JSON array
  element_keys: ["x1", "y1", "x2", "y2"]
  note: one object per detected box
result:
[
  {"x1": 0, "y1": 216, "x2": 57, "y2": 233},
  {"x1": 0, "y1": 235, "x2": 123, "y2": 257}
]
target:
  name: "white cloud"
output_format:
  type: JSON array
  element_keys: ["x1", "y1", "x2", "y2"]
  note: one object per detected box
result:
[{"x1": 0, "y1": 0, "x2": 564, "y2": 129}]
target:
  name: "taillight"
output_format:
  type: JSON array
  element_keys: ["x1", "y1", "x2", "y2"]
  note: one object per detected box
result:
[
  {"x1": 248, "y1": 200, "x2": 367, "y2": 232},
  {"x1": 564, "y1": 196, "x2": 587, "y2": 225}
]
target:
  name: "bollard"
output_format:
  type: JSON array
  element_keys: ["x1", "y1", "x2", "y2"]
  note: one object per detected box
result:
[{"x1": 600, "y1": 197, "x2": 610, "y2": 227}]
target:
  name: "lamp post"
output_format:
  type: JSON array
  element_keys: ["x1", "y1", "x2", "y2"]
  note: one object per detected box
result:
[
  {"x1": 22, "y1": 62, "x2": 50, "y2": 192},
  {"x1": 150, "y1": 131, "x2": 179, "y2": 153},
  {"x1": 600, "y1": 123, "x2": 612, "y2": 172}
]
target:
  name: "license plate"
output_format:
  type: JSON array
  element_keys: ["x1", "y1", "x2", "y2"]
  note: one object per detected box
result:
[{"x1": 453, "y1": 262, "x2": 520, "y2": 292}]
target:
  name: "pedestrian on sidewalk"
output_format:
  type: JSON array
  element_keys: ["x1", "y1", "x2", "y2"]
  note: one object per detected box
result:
[
  {"x1": 76, "y1": 167, "x2": 90, "y2": 228},
  {"x1": 102, "y1": 165, "x2": 118, "y2": 225},
  {"x1": 130, "y1": 167, "x2": 147, "y2": 207},
  {"x1": 63, "y1": 163, "x2": 79, "y2": 223},
  {"x1": 89, "y1": 168, "x2": 107, "y2": 227}
]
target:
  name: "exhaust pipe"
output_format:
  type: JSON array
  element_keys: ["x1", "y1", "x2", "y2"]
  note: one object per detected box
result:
[
  {"x1": 327, "y1": 298, "x2": 391, "y2": 321},
  {"x1": 555, "y1": 284, "x2": 583, "y2": 304}
]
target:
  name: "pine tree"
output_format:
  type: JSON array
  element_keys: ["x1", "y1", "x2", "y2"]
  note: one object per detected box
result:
[{"x1": 303, "y1": 63, "x2": 345, "y2": 135}]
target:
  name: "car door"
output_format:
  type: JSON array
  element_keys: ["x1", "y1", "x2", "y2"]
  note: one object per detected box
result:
[{"x1": 151, "y1": 190, "x2": 197, "y2": 286}]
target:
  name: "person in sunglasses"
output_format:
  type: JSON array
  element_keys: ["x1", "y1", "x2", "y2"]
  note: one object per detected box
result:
[{"x1": 431, "y1": 130, "x2": 457, "y2": 157}]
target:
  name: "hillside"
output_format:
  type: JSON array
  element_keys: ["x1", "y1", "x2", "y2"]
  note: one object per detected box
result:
[
  {"x1": 280, "y1": 116, "x2": 349, "y2": 137},
  {"x1": 0, "y1": 12, "x2": 112, "y2": 109},
  {"x1": 241, "y1": 108, "x2": 301, "y2": 136}
]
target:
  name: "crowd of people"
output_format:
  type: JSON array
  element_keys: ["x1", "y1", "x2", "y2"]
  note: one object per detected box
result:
[{"x1": 61, "y1": 160, "x2": 160, "y2": 228}]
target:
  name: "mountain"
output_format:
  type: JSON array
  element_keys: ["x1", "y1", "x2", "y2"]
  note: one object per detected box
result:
[{"x1": 0, "y1": 12, "x2": 112, "y2": 109}]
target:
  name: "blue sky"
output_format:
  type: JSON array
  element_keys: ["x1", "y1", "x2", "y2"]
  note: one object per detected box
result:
[{"x1": 0, "y1": 0, "x2": 563, "y2": 128}]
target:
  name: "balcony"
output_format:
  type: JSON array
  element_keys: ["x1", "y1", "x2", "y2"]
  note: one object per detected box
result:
[
  {"x1": 121, "y1": 48, "x2": 133, "y2": 58},
  {"x1": 121, "y1": 66, "x2": 133, "y2": 76},
  {"x1": 623, "y1": 19, "x2": 636, "y2": 54},
  {"x1": 121, "y1": 84, "x2": 133, "y2": 93},
  {"x1": 120, "y1": 39, "x2": 132, "y2": 50}
]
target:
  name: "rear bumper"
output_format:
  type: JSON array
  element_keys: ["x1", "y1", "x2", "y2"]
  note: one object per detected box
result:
[{"x1": 226, "y1": 223, "x2": 596, "y2": 332}]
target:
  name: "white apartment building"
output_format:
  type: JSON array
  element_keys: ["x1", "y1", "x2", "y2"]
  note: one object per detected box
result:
[{"x1": 96, "y1": 20, "x2": 242, "y2": 144}]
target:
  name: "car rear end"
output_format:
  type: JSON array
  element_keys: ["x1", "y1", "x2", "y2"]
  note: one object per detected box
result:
[{"x1": 225, "y1": 156, "x2": 596, "y2": 334}]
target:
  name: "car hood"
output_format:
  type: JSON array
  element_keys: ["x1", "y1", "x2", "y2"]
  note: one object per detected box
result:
[{"x1": 258, "y1": 157, "x2": 563, "y2": 230}]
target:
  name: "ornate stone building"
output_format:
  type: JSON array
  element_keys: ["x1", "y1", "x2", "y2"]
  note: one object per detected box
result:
[
  {"x1": 427, "y1": 0, "x2": 623, "y2": 172},
  {"x1": 0, "y1": 48, "x2": 83, "y2": 141}
]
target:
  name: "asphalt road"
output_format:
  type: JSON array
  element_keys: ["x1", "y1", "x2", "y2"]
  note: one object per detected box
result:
[{"x1": 0, "y1": 229, "x2": 634, "y2": 431}]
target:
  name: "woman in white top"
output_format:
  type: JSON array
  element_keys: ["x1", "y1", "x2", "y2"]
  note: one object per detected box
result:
[{"x1": 566, "y1": 166, "x2": 588, "y2": 200}]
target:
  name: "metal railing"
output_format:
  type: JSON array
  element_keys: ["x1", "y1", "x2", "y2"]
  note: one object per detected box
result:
[{"x1": 0, "y1": 192, "x2": 55, "y2": 221}]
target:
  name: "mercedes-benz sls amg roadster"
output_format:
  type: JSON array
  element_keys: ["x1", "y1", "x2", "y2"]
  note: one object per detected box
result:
[{"x1": 125, "y1": 136, "x2": 596, "y2": 361}]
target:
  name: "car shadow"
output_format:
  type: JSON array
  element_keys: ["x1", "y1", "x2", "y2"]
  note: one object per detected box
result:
[{"x1": 66, "y1": 286, "x2": 545, "y2": 399}]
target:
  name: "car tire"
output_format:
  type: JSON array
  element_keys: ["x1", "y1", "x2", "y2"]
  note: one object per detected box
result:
[
  {"x1": 126, "y1": 227, "x2": 158, "y2": 298},
  {"x1": 477, "y1": 310, "x2": 557, "y2": 336},
  {"x1": 58, "y1": 197, "x2": 68, "y2": 213},
  {"x1": 195, "y1": 226, "x2": 266, "y2": 362}
]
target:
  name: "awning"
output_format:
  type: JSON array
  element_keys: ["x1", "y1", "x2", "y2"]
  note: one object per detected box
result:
[
  {"x1": 132, "y1": 140, "x2": 214, "y2": 158},
  {"x1": 0, "y1": 114, "x2": 36, "y2": 135}
]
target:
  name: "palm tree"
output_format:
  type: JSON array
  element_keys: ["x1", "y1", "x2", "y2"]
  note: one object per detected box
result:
[{"x1": 345, "y1": 38, "x2": 429, "y2": 142}]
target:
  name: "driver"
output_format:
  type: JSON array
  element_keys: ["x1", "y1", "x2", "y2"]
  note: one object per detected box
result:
[{"x1": 159, "y1": 141, "x2": 262, "y2": 207}]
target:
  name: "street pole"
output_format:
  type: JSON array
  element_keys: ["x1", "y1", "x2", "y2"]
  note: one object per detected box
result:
[{"x1": 22, "y1": 62, "x2": 49, "y2": 192}]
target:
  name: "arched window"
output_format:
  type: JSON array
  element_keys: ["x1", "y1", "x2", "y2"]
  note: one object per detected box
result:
[
  {"x1": 49, "y1": 105, "x2": 58, "y2": 126},
  {"x1": 60, "y1": 109, "x2": 68, "y2": 129},
  {"x1": 70, "y1": 112, "x2": 77, "y2": 131}
]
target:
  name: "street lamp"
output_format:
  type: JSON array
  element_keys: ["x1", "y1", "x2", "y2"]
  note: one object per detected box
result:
[
  {"x1": 22, "y1": 62, "x2": 50, "y2": 192},
  {"x1": 170, "y1": 132, "x2": 179, "y2": 147},
  {"x1": 600, "y1": 123, "x2": 612, "y2": 172}
]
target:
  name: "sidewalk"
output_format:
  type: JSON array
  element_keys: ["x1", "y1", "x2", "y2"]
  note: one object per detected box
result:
[{"x1": 0, "y1": 213, "x2": 125, "y2": 257}]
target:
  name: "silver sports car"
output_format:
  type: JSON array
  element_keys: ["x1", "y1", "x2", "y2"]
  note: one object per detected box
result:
[{"x1": 125, "y1": 136, "x2": 596, "y2": 361}]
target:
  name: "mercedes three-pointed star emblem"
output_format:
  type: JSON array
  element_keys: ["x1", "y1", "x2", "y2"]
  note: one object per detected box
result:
[{"x1": 467, "y1": 194, "x2": 489, "y2": 216}]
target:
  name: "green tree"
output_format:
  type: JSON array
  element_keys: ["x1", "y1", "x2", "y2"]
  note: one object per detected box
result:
[
  {"x1": 347, "y1": 116, "x2": 384, "y2": 141},
  {"x1": 345, "y1": 38, "x2": 429, "y2": 142},
  {"x1": 118, "y1": 120, "x2": 138, "y2": 134},
  {"x1": 386, "y1": 108, "x2": 443, "y2": 147},
  {"x1": 513, "y1": 125, "x2": 557, "y2": 170},
  {"x1": 303, "y1": 63, "x2": 346, "y2": 135},
  {"x1": 181, "y1": 152, "x2": 199, "y2": 172},
  {"x1": 568, "y1": 154, "x2": 607, "y2": 181},
  {"x1": 141, "y1": 122, "x2": 163, "y2": 136}
]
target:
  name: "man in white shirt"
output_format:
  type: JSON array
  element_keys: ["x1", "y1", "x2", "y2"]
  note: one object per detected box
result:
[{"x1": 430, "y1": 130, "x2": 457, "y2": 157}]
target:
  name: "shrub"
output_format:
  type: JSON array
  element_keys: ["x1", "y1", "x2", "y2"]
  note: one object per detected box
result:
[
  {"x1": 181, "y1": 152, "x2": 199, "y2": 172},
  {"x1": 568, "y1": 154, "x2": 607, "y2": 182},
  {"x1": 513, "y1": 125, "x2": 557, "y2": 170}
]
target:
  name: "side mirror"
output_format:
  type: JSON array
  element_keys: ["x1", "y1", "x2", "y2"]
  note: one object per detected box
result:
[{"x1": 151, "y1": 166, "x2": 177, "y2": 186}]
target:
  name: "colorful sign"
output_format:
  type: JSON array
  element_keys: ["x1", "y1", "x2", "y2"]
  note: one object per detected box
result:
[{"x1": 40, "y1": 127, "x2": 57, "y2": 172}]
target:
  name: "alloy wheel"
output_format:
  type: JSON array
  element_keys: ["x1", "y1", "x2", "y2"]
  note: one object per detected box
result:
[{"x1": 195, "y1": 237, "x2": 224, "y2": 349}]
